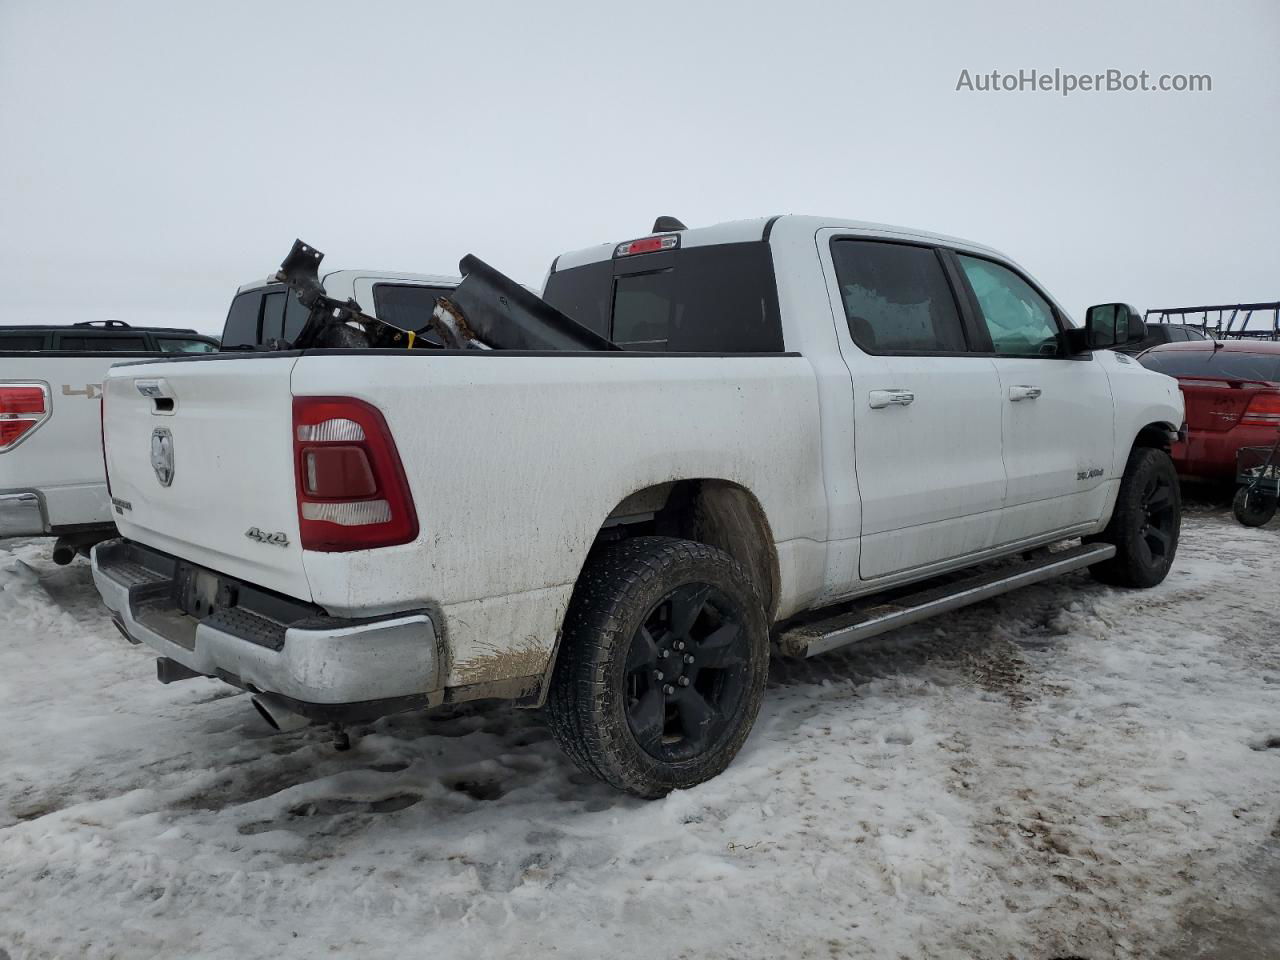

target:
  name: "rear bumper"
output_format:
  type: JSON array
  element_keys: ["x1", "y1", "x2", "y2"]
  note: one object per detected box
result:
[
  {"x1": 0, "y1": 492, "x2": 46, "y2": 537},
  {"x1": 92, "y1": 538, "x2": 443, "y2": 714},
  {"x1": 1173, "y1": 424, "x2": 1280, "y2": 481}
]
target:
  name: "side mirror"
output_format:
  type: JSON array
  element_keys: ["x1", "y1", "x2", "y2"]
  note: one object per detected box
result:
[{"x1": 1084, "y1": 303, "x2": 1141, "y2": 350}]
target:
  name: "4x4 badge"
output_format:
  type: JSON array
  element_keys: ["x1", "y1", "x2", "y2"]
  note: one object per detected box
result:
[{"x1": 245, "y1": 527, "x2": 290, "y2": 547}]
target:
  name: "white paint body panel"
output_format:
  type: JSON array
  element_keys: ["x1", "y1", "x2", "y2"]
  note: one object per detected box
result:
[
  {"x1": 103, "y1": 356, "x2": 311, "y2": 600},
  {"x1": 0, "y1": 356, "x2": 120, "y2": 533},
  {"x1": 98, "y1": 215, "x2": 1184, "y2": 699}
]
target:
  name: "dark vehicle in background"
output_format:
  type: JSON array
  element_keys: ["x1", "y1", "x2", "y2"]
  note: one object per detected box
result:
[
  {"x1": 1138, "y1": 340, "x2": 1280, "y2": 482},
  {"x1": 0, "y1": 320, "x2": 218, "y2": 353},
  {"x1": 1118, "y1": 322, "x2": 1209, "y2": 355}
]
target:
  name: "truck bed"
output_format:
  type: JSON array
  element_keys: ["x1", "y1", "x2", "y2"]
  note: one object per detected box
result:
[{"x1": 101, "y1": 349, "x2": 825, "y2": 689}]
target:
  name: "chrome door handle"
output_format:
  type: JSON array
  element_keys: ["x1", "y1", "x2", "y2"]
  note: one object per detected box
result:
[
  {"x1": 1009, "y1": 385, "x2": 1042, "y2": 402},
  {"x1": 868, "y1": 389, "x2": 915, "y2": 409}
]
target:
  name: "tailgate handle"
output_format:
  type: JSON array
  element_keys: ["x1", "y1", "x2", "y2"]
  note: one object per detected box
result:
[{"x1": 135, "y1": 378, "x2": 176, "y2": 415}]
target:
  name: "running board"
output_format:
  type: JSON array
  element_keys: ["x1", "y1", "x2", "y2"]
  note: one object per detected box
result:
[{"x1": 777, "y1": 542, "x2": 1116, "y2": 658}]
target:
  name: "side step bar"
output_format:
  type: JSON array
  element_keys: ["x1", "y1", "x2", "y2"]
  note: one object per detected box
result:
[{"x1": 777, "y1": 542, "x2": 1116, "y2": 658}]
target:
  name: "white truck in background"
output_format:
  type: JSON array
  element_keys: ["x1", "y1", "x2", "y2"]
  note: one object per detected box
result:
[
  {"x1": 92, "y1": 216, "x2": 1185, "y2": 798},
  {"x1": 0, "y1": 271, "x2": 456, "y2": 561},
  {"x1": 0, "y1": 322, "x2": 218, "y2": 559}
]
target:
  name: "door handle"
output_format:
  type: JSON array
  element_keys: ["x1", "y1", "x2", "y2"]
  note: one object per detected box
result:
[
  {"x1": 1008, "y1": 385, "x2": 1042, "y2": 402},
  {"x1": 868, "y1": 389, "x2": 915, "y2": 409}
]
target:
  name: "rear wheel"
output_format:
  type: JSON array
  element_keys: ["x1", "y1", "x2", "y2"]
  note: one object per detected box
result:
[
  {"x1": 1233, "y1": 486, "x2": 1277, "y2": 527},
  {"x1": 546, "y1": 537, "x2": 768, "y2": 798},
  {"x1": 1089, "y1": 446, "x2": 1181, "y2": 588}
]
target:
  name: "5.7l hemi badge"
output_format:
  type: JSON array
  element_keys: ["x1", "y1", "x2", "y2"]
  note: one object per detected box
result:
[{"x1": 245, "y1": 527, "x2": 290, "y2": 547}]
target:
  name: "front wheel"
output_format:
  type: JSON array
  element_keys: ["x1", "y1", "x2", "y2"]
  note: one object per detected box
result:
[
  {"x1": 546, "y1": 537, "x2": 769, "y2": 798},
  {"x1": 1089, "y1": 446, "x2": 1181, "y2": 588},
  {"x1": 1233, "y1": 485, "x2": 1277, "y2": 527}
]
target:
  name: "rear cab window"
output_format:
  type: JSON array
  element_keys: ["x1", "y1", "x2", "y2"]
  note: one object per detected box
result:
[
  {"x1": 372, "y1": 284, "x2": 457, "y2": 346},
  {"x1": 156, "y1": 337, "x2": 218, "y2": 353},
  {"x1": 223, "y1": 285, "x2": 305, "y2": 347},
  {"x1": 222, "y1": 290, "x2": 266, "y2": 348},
  {"x1": 543, "y1": 241, "x2": 784, "y2": 352}
]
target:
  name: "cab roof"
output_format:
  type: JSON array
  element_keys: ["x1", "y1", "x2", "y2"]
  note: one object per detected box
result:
[
  {"x1": 551, "y1": 214, "x2": 1008, "y2": 272},
  {"x1": 236, "y1": 269, "x2": 460, "y2": 296}
]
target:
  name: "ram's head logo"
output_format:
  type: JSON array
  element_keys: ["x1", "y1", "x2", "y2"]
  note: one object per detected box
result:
[{"x1": 150, "y1": 428, "x2": 175, "y2": 487}]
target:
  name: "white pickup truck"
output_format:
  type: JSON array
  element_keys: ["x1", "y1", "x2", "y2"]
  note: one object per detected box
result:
[
  {"x1": 0, "y1": 322, "x2": 219, "y2": 560},
  {"x1": 0, "y1": 271, "x2": 455, "y2": 561},
  {"x1": 92, "y1": 216, "x2": 1185, "y2": 797}
]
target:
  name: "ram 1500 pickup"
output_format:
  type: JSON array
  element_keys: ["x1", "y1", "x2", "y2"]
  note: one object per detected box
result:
[{"x1": 92, "y1": 216, "x2": 1185, "y2": 797}]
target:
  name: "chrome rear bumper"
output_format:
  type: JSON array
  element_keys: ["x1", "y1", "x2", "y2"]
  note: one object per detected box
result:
[{"x1": 91, "y1": 538, "x2": 442, "y2": 711}]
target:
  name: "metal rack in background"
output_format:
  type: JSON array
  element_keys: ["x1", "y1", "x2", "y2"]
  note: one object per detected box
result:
[{"x1": 1144, "y1": 301, "x2": 1280, "y2": 340}]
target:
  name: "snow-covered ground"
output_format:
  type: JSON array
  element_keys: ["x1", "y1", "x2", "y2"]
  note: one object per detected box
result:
[{"x1": 1, "y1": 508, "x2": 1277, "y2": 960}]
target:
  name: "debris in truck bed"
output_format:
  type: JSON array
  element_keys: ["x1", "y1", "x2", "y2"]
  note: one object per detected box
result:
[{"x1": 275, "y1": 239, "x2": 618, "y2": 352}]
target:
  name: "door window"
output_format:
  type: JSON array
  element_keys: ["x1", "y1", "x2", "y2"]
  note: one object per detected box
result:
[
  {"x1": 829, "y1": 240, "x2": 966, "y2": 353},
  {"x1": 55, "y1": 335, "x2": 148, "y2": 351},
  {"x1": 957, "y1": 255, "x2": 1060, "y2": 357},
  {"x1": 156, "y1": 337, "x2": 218, "y2": 353}
]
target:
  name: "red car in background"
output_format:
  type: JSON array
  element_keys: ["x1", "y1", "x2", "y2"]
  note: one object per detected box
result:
[{"x1": 1138, "y1": 340, "x2": 1280, "y2": 482}]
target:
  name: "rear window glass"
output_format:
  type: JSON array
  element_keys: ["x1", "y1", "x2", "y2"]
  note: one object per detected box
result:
[
  {"x1": 372, "y1": 284, "x2": 456, "y2": 345},
  {"x1": 0, "y1": 334, "x2": 48, "y2": 350},
  {"x1": 542, "y1": 242, "x2": 784, "y2": 352},
  {"x1": 56, "y1": 335, "x2": 148, "y2": 351},
  {"x1": 156, "y1": 337, "x2": 218, "y2": 353},
  {"x1": 222, "y1": 291, "x2": 264, "y2": 348},
  {"x1": 283, "y1": 290, "x2": 311, "y2": 342},
  {"x1": 1140, "y1": 349, "x2": 1280, "y2": 382},
  {"x1": 261, "y1": 291, "x2": 287, "y2": 342}
]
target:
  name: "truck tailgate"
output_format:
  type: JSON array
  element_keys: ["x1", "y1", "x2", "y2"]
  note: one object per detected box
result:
[{"x1": 103, "y1": 355, "x2": 311, "y2": 601}]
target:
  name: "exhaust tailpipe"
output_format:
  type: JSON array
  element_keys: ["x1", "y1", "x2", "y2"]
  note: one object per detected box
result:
[
  {"x1": 51, "y1": 538, "x2": 77, "y2": 566},
  {"x1": 251, "y1": 693, "x2": 310, "y2": 733}
]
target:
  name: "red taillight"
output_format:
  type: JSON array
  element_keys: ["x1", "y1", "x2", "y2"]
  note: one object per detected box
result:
[
  {"x1": 1241, "y1": 392, "x2": 1280, "y2": 426},
  {"x1": 614, "y1": 234, "x2": 679, "y2": 257},
  {"x1": 0, "y1": 386, "x2": 46, "y2": 415},
  {"x1": 292, "y1": 397, "x2": 418, "y2": 552},
  {"x1": 0, "y1": 383, "x2": 50, "y2": 452}
]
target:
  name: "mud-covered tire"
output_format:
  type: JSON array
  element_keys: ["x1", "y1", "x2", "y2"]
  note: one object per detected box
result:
[
  {"x1": 1088, "y1": 447, "x2": 1181, "y2": 588},
  {"x1": 1232, "y1": 486, "x2": 1277, "y2": 527},
  {"x1": 545, "y1": 537, "x2": 769, "y2": 798}
]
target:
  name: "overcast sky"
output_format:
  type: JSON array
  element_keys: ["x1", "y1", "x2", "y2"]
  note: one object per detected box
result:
[{"x1": 1, "y1": 0, "x2": 1276, "y2": 334}]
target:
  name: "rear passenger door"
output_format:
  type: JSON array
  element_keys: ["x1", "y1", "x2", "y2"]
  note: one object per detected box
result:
[
  {"x1": 948, "y1": 253, "x2": 1114, "y2": 543},
  {"x1": 822, "y1": 235, "x2": 1006, "y2": 580}
]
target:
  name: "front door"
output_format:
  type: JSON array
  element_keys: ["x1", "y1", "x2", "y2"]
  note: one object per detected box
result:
[
  {"x1": 949, "y1": 253, "x2": 1115, "y2": 545},
  {"x1": 824, "y1": 236, "x2": 1007, "y2": 580}
]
